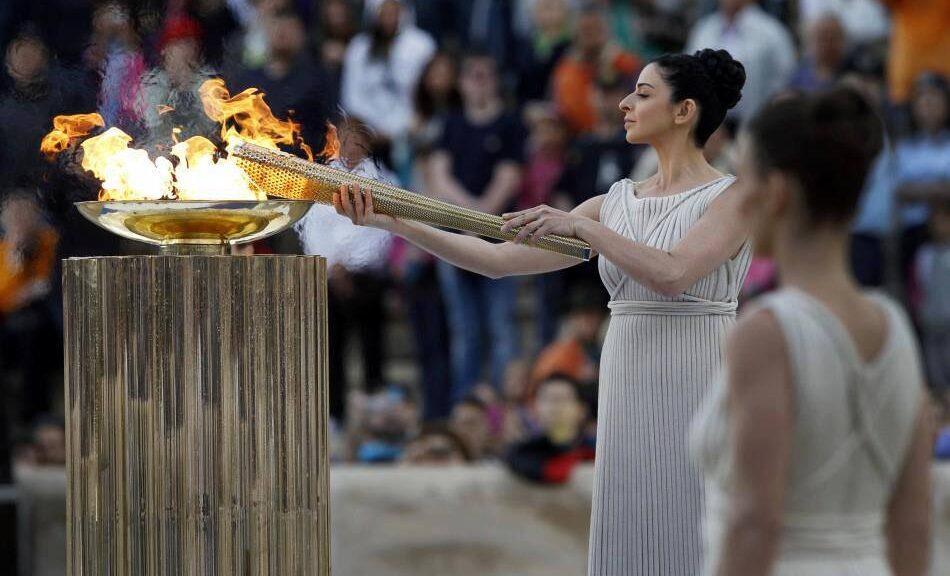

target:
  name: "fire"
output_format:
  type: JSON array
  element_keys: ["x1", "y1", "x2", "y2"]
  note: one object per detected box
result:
[
  {"x1": 41, "y1": 79, "x2": 316, "y2": 201},
  {"x1": 170, "y1": 136, "x2": 255, "y2": 200},
  {"x1": 80, "y1": 128, "x2": 174, "y2": 200},
  {"x1": 319, "y1": 122, "x2": 341, "y2": 161},
  {"x1": 40, "y1": 113, "x2": 104, "y2": 160},
  {"x1": 202, "y1": 78, "x2": 314, "y2": 162}
]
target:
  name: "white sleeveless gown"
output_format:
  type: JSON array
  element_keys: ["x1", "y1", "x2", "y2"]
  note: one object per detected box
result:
[
  {"x1": 589, "y1": 176, "x2": 752, "y2": 575},
  {"x1": 691, "y1": 288, "x2": 925, "y2": 575}
]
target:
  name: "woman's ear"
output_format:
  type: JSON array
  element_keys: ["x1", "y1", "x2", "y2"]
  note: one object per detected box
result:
[
  {"x1": 673, "y1": 98, "x2": 699, "y2": 127},
  {"x1": 763, "y1": 170, "x2": 793, "y2": 220}
]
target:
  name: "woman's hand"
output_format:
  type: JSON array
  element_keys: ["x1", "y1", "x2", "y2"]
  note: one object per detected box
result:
[
  {"x1": 501, "y1": 204, "x2": 584, "y2": 244},
  {"x1": 334, "y1": 183, "x2": 398, "y2": 231}
]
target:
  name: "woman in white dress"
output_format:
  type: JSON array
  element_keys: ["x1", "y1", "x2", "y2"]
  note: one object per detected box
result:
[
  {"x1": 336, "y1": 49, "x2": 751, "y2": 575},
  {"x1": 692, "y1": 87, "x2": 933, "y2": 576}
]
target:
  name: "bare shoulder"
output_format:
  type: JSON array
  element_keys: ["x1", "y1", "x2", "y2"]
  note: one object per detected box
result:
[
  {"x1": 726, "y1": 305, "x2": 789, "y2": 392},
  {"x1": 705, "y1": 176, "x2": 745, "y2": 215}
]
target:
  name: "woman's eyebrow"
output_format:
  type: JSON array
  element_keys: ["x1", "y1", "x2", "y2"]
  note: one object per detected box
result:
[{"x1": 636, "y1": 83, "x2": 654, "y2": 89}]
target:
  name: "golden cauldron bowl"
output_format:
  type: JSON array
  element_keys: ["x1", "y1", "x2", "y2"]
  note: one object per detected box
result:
[{"x1": 75, "y1": 199, "x2": 313, "y2": 254}]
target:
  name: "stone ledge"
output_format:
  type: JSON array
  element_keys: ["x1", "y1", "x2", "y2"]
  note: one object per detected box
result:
[{"x1": 13, "y1": 463, "x2": 950, "y2": 576}]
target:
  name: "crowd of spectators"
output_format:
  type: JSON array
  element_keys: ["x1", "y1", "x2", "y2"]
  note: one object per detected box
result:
[{"x1": 0, "y1": 0, "x2": 948, "y2": 484}]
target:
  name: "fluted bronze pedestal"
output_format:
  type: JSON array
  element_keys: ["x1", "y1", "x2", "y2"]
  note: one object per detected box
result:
[{"x1": 63, "y1": 202, "x2": 329, "y2": 575}]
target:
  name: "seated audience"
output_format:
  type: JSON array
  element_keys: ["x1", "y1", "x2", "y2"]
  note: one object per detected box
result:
[
  {"x1": 504, "y1": 374, "x2": 594, "y2": 484},
  {"x1": 402, "y1": 423, "x2": 472, "y2": 465}
]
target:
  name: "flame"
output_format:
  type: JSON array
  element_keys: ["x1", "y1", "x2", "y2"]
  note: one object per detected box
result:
[
  {"x1": 81, "y1": 128, "x2": 174, "y2": 200},
  {"x1": 201, "y1": 78, "x2": 314, "y2": 161},
  {"x1": 319, "y1": 122, "x2": 341, "y2": 161},
  {"x1": 40, "y1": 113, "x2": 104, "y2": 160},
  {"x1": 41, "y1": 79, "x2": 317, "y2": 201},
  {"x1": 170, "y1": 136, "x2": 255, "y2": 200}
]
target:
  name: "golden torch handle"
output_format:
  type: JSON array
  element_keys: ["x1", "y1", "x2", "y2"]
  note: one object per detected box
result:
[{"x1": 229, "y1": 142, "x2": 592, "y2": 261}]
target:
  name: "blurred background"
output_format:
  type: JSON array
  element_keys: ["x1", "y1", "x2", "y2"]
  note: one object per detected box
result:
[{"x1": 0, "y1": 0, "x2": 948, "y2": 574}]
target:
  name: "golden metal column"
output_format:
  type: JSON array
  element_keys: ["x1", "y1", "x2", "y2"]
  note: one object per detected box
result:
[{"x1": 63, "y1": 202, "x2": 328, "y2": 575}]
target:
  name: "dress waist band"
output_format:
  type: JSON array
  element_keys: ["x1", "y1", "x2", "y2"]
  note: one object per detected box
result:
[
  {"x1": 608, "y1": 299, "x2": 738, "y2": 316},
  {"x1": 779, "y1": 511, "x2": 885, "y2": 556}
]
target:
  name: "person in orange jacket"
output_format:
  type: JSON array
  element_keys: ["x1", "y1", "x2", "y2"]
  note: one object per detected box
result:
[
  {"x1": 881, "y1": 0, "x2": 950, "y2": 104},
  {"x1": 551, "y1": 4, "x2": 641, "y2": 134},
  {"x1": 0, "y1": 195, "x2": 58, "y2": 316}
]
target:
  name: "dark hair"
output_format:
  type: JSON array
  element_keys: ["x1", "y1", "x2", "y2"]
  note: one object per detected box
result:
[
  {"x1": 652, "y1": 49, "x2": 745, "y2": 146},
  {"x1": 272, "y1": 6, "x2": 304, "y2": 22},
  {"x1": 411, "y1": 422, "x2": 473, "y2": 462},
  {"x1": 319, "y1": 0, "x2": 357, "y2": 42},
  {"x1": 414, "y1": 52, "x2": 462, "y2": 120},
  {"x1": 578, "y1": 2, "x2": 608, "y2": 18},
  {"x1": 747, "y1": 86, "x2": 884, "y2": 226},
  {"x1": 457, "y1": 393, "x2": 488, "y2": 413},
  {"x1": 460, "y1": 46, "x2": 497, "y2": 70}
]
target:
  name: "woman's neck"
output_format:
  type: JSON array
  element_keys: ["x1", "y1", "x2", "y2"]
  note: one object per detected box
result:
[
  {"x1": 774, "y1": 226, "x2": 858, "y2": 299},
  {"x1": 648, "y1": 135, "x2": 721, "y2": 193}
]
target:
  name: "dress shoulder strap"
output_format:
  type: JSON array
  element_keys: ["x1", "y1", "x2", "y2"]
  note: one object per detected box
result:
[
  {"x1": 694, "y1": 174, "x2": 736, "y2": 205},
  {"x1": 758, "y1": 289, "x2": 923, "y2": 500},
  {"x1": 599, "y1": 179, "x2": 630, "y2": 224}
]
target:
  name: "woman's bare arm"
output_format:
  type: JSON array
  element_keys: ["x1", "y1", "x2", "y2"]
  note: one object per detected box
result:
[
  {"x1": 886, "y1": 401, "x2": 933, "y2": 576},
  {"x1": 715, "y1": 308, "x2": 792, "y2": 576},
  {"x1": 507, "y1": 183, "x2": 749, "y2": 297},
  {"x1": 335, "y1": 185, "x2": 604, "y2": 279}
]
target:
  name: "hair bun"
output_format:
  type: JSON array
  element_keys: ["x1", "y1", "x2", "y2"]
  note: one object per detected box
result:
[
  {"x1": 811, "y1": 88, "x2": 883, "y2": 159},
  {"x1": 694, "y1": 49, "x2": 745, "y2": 110}
]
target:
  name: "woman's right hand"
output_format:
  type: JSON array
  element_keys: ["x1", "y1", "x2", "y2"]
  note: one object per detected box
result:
[{"x1": 334, "y1": 183, "x2": 398, "y2": 231}]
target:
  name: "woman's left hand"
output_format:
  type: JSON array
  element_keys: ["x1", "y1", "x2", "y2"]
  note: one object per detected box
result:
[{"x1": 501, "y1": 205, "x2": 583, "y2": 244}]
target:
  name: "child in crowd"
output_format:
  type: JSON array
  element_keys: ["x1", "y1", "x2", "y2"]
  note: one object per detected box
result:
[
  {"x1": 401, "y1": 423, "x2": 472, "y2": 465},
  {"x1": 449, "y1": 394, "x2": 494, "y2": 461},
  {"x1": 15, "y1": 414, "x2": 66, "y2": 467},
  {"x1": 504, "y1": 374, "x2": 594, "y2": 484},
  {"x1": 499, "y1": 359, "x2": 536, "y2": 446},
  {"x1": 0, "y1": 194, "x2": 60, "y2": 425},
  {"x1": 529, "y1": 284, "x2": 605, "y2": 420},
  {"x1": 347, "y1": 384, "x2": 420, "y2": 464}
]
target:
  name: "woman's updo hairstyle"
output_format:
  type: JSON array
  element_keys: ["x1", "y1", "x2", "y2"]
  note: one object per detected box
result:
[
  {"x1": 747, "y1": 86, "x2": 884, "y2": 226},
  {"x1": 653, "y1": 49, "x2": 745, "y2": 147}
]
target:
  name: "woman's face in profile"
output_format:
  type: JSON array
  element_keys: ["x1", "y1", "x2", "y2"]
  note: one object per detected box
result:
[{"x1": 619, "y1": 63, "x2": 678, "y2": 145}]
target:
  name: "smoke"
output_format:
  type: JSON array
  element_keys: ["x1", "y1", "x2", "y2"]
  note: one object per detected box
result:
[{"x1": 294, "y1": 157, "x2": 394, "y2": 273}]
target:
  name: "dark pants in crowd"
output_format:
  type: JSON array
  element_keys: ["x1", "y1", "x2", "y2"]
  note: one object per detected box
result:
[
  {"x1": 534, "y1": 271, "x2": 564, "y2": 352},
  {"x1": 328, "y1": 271, "x2": 387, "y2": 421},
  {"x1": 1, "y1": 299, "x2": 61, "y2": 427},
  {"x1": 850, "y1": 225, "x2": 930, "y2": 288},
  {"x1": 402, "y1": 263, "x2": 452, "y2": 421},
  {"x1": 437, "y1": 262, "x2": 519, "y2": 403}
]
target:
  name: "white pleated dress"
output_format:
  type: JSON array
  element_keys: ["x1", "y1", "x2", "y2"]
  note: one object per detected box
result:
[
  {"x1": 691, "y1": 288, "x2": 925, "y2": 576},
  {"x1": 589, "y1": 176, "x2": 752, "y2": 575}
]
